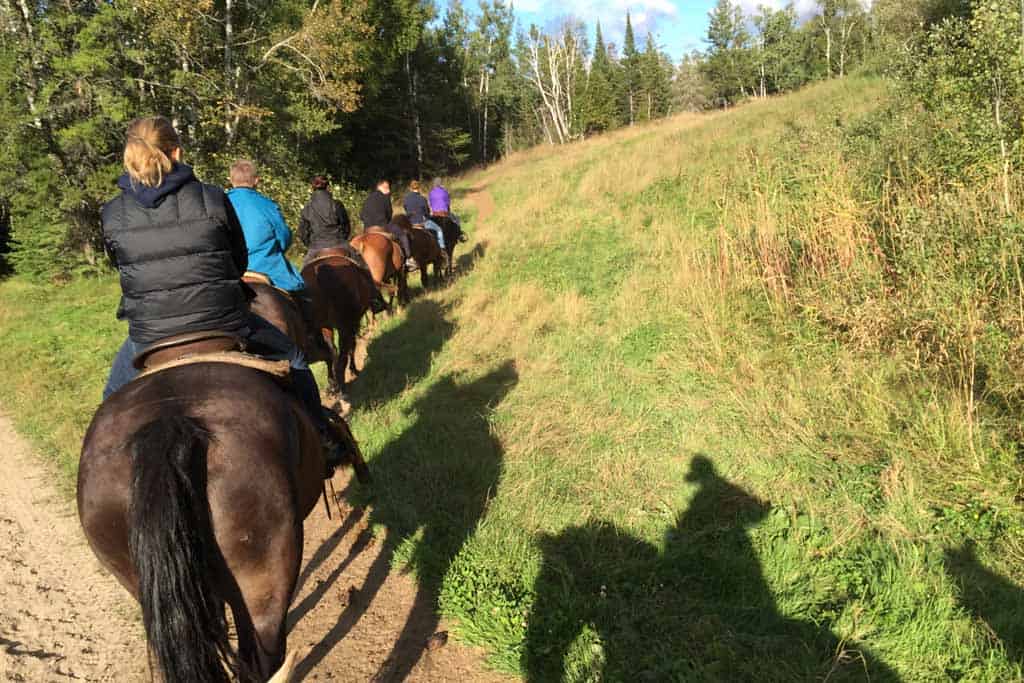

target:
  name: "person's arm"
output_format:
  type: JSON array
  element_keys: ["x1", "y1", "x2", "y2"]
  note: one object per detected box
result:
[
  {"x1": 298, "y1": 211, "x2": 311, "y2": 247},
  {"x1": 270, "y1": 203, "x2": 293, "y2": 252},
  {"x1": 223, "y1": 197, "x2": 249, "y2": 274},
  {"x1": 385, "y1": 196, "x2": 393, "y2": 224},
  {"x1": 336, "y1": 200, "x2": 352, "y2": 239}
]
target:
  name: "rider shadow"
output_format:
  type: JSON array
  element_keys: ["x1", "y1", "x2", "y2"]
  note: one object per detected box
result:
[
  {"x1": 294, "y1": 361, "x2": 518, "y2": 680},
  {"x1": 944, "y1": 541, "x2": 1024, "y2": 667},
  {"x1": 525, "y1": 455, "x2": 900, "y2": 682},
  {"x1": 453, "y1": 240, "x2": 487, "y2": 279},
  {"x1": 349, "y1": 299, "x2": 456, "y2": 408}
]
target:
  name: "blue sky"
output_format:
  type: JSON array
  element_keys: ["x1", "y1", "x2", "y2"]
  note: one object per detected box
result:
[{"x1": 440, "y1": 1, "x2": 826, "y2": 61}]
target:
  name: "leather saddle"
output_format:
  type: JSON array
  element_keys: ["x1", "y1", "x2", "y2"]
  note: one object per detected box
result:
[
  {"x1": 242, "y1": 271, "x2": 297, "y2": 306},
  {"x1": 364, "y1": 226, "x2": 399, "y2": 245},
  {"x1": 132, "y1": 331, "x2": 244, "y2": 371},
  {"x1": 303, "y1": 247, "x2": 361, "y2": 273}
]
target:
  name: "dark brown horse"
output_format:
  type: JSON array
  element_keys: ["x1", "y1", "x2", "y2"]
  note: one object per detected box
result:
[
  {"x1": 350, "y1": 229, "x2": 407, "y2": 307},
  {"x1": 78, "y1": 362, "x2": 365, "y2": 682},
  {"x1": 400, "y1": 217, "x2": 447, "y2": 288},
  {"x1": 301, "y1": 252, "x2": 377, "y2": 397},
  {"x1": 431, "y1": 213, "x2": 464, "y2": 277}
]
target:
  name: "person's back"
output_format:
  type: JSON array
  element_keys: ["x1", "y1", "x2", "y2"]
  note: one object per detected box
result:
[
  {"x1": 360, "y1": 179, "x2": 393, "y2": 229},
  {"x1": 299, "y1": 177, "x2": 351, "y2": 253},
  {"x1": 428, "y1": 183, "x2": 451, "y2": 216},
  {"x1": 102, "y1": 125, "x2": 248, "y2": 347},
  {"x1": 226, "y1": 160, "x2": 305, "y2": 293},
  {"x1": 402, "y1": 181, "x2": 430, "y2": 225}
]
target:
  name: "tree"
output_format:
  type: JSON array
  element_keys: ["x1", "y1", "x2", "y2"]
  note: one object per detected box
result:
[
  {"x1": 703, "y1": 0, "x2": 753, "y2": 105},
  {"x1": 622, "y1": 12, "x2": 642, "y2": 125},
  {"x1": 579, "y1": 22, "x2": 621, "y2": 134},
  {"x1": 639, "y1": 33, "x2": 671, "y2": 120}
]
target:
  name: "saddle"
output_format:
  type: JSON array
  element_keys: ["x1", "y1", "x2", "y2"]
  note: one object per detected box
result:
[
  {"x1": 242, "y1": 271, "x2": 297, "y2": 305},
  {"x1": 303, "y1": 247, "x2": 363, "y2": 272},
  {"x1": 131, "y1": 331, "x2": 291, "y2": 380},
  {"x1": 364, "y1": 226, "x2": 399, "y2": 245}
]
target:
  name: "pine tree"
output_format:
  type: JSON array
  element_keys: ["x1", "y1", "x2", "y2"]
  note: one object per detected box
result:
[
  {"x1": 639, "y1": 32, "x2": 671, "y2": 121},
  {"x1": 622, "y1": 12, "x2": 642, "y2": 125},
  {"x1": 580, "y1": 22, "x2": 620, "y2": 134}
]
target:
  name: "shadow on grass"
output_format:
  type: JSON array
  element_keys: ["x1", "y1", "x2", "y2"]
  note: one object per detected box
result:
[
  {"x1": 944, "y1": 541, "x2": 1024, "y2": 667},
  {"x1": 525, "y1": 455, "x2": 900, "y2": 682},
  {"x1": 349, "y1": 299, "x2": 456, "y2": 408},
  {"x1": 294, "y1": 361, "x2": 518, "y2": 680}
]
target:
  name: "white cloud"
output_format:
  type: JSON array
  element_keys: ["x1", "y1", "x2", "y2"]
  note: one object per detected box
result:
[
  {"x1": 529, "y1": 0, "x2": 679, "y2": 46},
  {"x1": 735, "y1": 0, "x2": 872, "y2": 20}
]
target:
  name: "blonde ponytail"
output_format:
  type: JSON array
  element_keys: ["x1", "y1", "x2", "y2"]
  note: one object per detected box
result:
[{"x1": 123, "y1": 117, "x2": 181, "y2": 188}]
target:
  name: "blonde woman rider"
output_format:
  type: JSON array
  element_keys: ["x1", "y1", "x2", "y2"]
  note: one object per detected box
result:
[{"x1": 100, "y1": 116, "x2": 349, "y2": 474}]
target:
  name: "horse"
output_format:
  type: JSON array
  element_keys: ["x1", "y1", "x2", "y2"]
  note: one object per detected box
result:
[
  {"x1": 301, "y1": 251, "x2": 378, "y2": 398},
  {"x1": 78, "y1": 361, "x2": 369, "y2": 682},
  {"x1": 350, "y1": 228, "x2": 407, "y2": 308},
  {"x1": 243, "y1": 274, "x2": 346, "y2": 398},
  {"x1": 431, "y1": 213, "x2": 464, "y2": 277},
  {"x1": 402, "y1": 218, "x2": 448, "y2": 288}
]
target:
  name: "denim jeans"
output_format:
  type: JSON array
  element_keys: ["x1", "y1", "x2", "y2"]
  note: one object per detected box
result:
[
  {"x1": 103, "y1": 314, "x2": 326, "y2": 428},
  {"x1": 423, "y1": 219, "x2": 446, "y2": 250}
]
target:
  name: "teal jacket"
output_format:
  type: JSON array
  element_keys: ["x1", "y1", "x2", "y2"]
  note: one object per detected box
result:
[{"x1": 226, "y1": 187, "x2": 305, "y2": 292}]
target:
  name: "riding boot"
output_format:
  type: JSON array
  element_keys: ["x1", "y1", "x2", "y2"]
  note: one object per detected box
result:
[{"x1": 318, "y1": 416, "x2": 349, "y2": 477}]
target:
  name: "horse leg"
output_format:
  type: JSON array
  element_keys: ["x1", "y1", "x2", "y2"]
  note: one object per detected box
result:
[{"x1": 321, "y1": 328, "x2": 341, "y2": 397}]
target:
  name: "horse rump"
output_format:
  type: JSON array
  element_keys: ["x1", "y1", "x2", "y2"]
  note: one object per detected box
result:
[{"x1": 128, "y1": 415, "x2": 244, "y2": 683}]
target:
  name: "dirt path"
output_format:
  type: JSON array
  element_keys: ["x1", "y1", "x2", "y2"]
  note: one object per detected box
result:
[
  {"x1": 464, "y1": 186, "x2": 495, "y2": 224},
  {"x1": 0, "y1": 413, "x2": 514, "y2": 682},
  {"x1": 0, "y1": 414, "x2": 146, "y2": 682}
]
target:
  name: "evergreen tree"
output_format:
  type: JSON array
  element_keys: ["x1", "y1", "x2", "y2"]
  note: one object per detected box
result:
[
  {"x1": 621, "y1": 12, "x2": 642, "y2": 125},
  {"x1": 639, "y1": 32, "x2": 671, "y2": 121},
  {"x1": 580, "y1": 22, "x2": 620, "y2": 134}
]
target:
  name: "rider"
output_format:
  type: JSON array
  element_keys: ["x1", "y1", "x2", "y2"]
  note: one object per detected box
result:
[
  {"x1": 224, "y1": 159, "x2": 329, "y2": 338},
  {"x1": 100, "y1": 116, "x2": 350, "y2": 474},
  {"x1": 402, "y1": 180, "x2": 445, "y2": 251},
  {"x1": 298, "y1": 175, "x2": 387, "y2": 313},
  {"x1": 428, "y1": 178, "x2": 466, "y2": 243},
  {"x1": 360, "y1": 178, "x2": 413, "y2": 270}
]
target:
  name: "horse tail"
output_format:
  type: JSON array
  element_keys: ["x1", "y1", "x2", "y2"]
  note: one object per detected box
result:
[{"x1": 127, "y1": 415, "x2": 239, "y2": 683}]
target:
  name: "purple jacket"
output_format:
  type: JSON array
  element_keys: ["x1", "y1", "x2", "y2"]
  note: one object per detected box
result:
[{"x1": 428, "y1": 186, "x2": 451, "y2": 214}]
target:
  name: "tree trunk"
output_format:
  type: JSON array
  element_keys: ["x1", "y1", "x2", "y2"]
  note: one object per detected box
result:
[{"x1": 407, "y1": 52, "x2": 423, "y2": 176}]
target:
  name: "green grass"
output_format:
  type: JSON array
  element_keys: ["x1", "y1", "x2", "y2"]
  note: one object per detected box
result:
[{"x1": 3, "y1": 77, "x2": 1024, "y2": 680}]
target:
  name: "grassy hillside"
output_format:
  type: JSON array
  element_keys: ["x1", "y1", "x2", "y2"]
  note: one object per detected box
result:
[{"x1": 2, "y1": 76, "x2": 1024, "y2": 680}]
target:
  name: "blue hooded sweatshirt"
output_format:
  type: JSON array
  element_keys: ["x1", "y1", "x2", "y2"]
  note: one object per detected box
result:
[{"x1": 226, "y1": 187, "x2": 305, "y2": 292}]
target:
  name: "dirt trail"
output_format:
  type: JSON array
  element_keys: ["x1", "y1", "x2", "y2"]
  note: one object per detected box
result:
[
  {"x1": 464, "y1": 186, "x2": 495, "y2": 224},
  {"x1": 0, "y1": 413, "x2": 513, "y2": 682},
  {"x1": 0, "y1": 414, "x2": 146, "y2": 682}
]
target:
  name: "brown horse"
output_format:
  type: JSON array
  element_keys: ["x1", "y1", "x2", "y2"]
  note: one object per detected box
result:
[
  {"x1": 245, "y1": 278, "x2": 310, "y2": 352},
  {"x1": 403, "y1": 221, "x2": 447, "y2": 288},
  {"x1": 78, "y1": 363, "x2": 366, "y2": 682},
  {"x1": 432, "y1": 214, "x2": 464, "y2": 277},
  {"x1": 350, "y1": 229, "x2": 407, "y2": 307},
  {"x1": 301, "y1": 252, "x2": 377, "y2": 397}
]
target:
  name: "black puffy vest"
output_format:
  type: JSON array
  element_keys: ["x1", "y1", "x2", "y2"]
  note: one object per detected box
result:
[{"x1": 101, "y1": 179, "x2": 250, "y2": 345}]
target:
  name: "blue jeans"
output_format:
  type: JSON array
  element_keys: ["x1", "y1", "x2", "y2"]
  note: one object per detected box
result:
[
  {"x1": 103, "y1": 315, "x2": 326, "y2": 428},
  {"x1": 423, "y1": 219, "x2": 446, "y2": 250}
]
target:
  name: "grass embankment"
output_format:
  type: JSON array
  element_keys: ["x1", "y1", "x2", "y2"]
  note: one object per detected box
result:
[{"x1": 2, "y1": 76, "x2": 1023, "y2": 680}]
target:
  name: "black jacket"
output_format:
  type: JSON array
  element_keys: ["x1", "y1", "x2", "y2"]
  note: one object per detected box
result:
[
  {"x1": 359, "y1": 189, "x2": 393, "y2": 229},
  {"x1": 402, "y1": 191, "x2": 430, "y2": 224},
  {"x1": 101, "y1": 164, "x2": 250, "y2": 345},
  {"x1": 299, "y1": 189, "x2": 351, "y2": 249}
]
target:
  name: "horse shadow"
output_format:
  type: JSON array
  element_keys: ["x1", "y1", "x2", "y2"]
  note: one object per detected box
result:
[
  {"x1": 293, "y1": 361, "x2": 518, "y2": 680},
  {"x1": 525, "y1": 455, "x2": 900, "y2": 682},
  {"x1": 348, "y1": 299, "x2": 456, "y2": 408},
  {"x1": 944, "y1": 541, "x2": 1024, "y2": 668}
]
